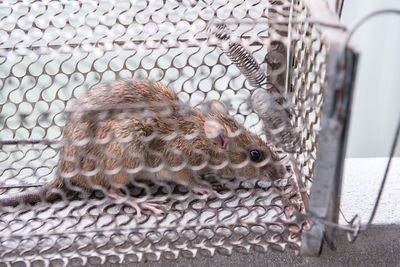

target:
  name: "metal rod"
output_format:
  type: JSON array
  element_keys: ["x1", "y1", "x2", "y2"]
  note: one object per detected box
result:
[
  {"x1": 340, "y1": 7, "x2": 400, "y2": 233},
  {"x1": 365, "y1": 115, "x2": 400, "y2": 228},
  {"x1": 0, "y1": 183, "x2": 45, "y2": 189},
  {"x1": 345, "y1": 9, "x2": 400, "y2": 47},
  {"x1": 0, "y1": 19, "x2": 349, "y2": 55},
  {"x1": 0, "y1": 139, "x2": 60, "y2": 145}
]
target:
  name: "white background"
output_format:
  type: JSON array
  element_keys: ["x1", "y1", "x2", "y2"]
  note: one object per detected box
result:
[{"x1": 340, "y1": 0, "x2": 400, "y2": 158}]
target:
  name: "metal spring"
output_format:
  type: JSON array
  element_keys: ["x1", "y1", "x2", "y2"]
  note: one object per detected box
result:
[
  {"x1": 209, "y1": 21, "x2": 300, "y2": 153},
  {"x1": 252, "y1": 89, "x2": 300, "y2": 153},
  {"x1": 208, "y1": 22, "x2": 269, "y2": 89},
  {"x1": 228, "y1": 42, "x2": 269, "y2": 88}
]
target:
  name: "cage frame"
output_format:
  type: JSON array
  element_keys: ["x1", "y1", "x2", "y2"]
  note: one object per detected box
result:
[{"x1": 299, "y1": 0, "x2": 359, "y2": 256}]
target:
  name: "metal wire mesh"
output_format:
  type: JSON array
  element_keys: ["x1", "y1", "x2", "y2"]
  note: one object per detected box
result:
[
  {"x1": 0, "y1": 0, "x2": 337, "y2": 265},
  {"x1": 289, "y1": 6, "x2": 327, "y2": 189}
]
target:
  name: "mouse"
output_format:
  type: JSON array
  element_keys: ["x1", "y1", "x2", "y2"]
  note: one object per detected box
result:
[{"x1": 0, "y1": 78, "x2": 287, "y2": 217}]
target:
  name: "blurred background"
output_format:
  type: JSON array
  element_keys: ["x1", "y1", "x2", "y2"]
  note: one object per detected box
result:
[{"x1": 340, "y1": 0, "x2": 400, "y2": 157}]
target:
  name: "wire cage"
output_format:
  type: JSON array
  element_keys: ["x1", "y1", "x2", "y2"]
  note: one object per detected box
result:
[{"x1": 0, "y1": 0, "x2": 358, "y2": 265}]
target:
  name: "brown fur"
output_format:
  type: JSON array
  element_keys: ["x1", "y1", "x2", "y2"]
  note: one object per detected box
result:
[{"x1": 0, "y1": 79, "x2": 285, "y2": 206}]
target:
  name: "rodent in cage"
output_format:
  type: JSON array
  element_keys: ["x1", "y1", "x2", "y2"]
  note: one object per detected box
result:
[
  {"x1": 0, "y1": 78, "x2": 287, "y2": 217},
  {"x1": 0, "y1": 0, "x2": 357, "y2": 262}
]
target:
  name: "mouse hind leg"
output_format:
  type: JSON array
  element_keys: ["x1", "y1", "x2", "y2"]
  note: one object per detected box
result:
[
  {"x1": 107, "y1": 170, "x2": 167, "y2": 218},
  {"x1": 102, "y1": 140, "x2": 167, "y2": 218},
  {"x1": 108, "y1": 189, "x2": 166, "y2": 218}
]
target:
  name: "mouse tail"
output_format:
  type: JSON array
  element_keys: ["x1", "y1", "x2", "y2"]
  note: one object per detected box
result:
[{"x1": 0, "y1": 178, "x2": 65, "y2": 207}]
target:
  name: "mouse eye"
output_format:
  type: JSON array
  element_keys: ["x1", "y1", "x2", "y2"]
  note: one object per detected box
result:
[{"x1": 249, "y1": 149, "x2": 262, "y2": 162}]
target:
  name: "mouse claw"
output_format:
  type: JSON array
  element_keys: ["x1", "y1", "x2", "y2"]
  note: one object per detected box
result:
[
  {"x1": 109, "y1": 190, "x2": 166, "y2": 218},
  {"x1": 139, "y1": 201, "x2": 166, "y2": 217},
  {"x1": 126, "y1": 200, "x2": 166, "y2": 219},
  {"x1": 192, "y1": 185, "x2": 223, "y2": 198}
]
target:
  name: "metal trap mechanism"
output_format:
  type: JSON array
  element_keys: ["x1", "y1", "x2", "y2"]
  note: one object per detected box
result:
[{"x1": 0, "y1": 0, "x2": 358, "y2": 265}]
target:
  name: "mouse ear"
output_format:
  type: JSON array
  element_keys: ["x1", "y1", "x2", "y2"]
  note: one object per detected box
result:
[
  {"x1": 204, "y1": 119, "x2": 229, "y2": 150},
  {"x1": 202, "y1": 99, "x2": 229, "y2": 115}
]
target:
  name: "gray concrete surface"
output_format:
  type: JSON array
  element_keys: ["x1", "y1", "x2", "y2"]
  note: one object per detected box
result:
[
  {"x1": 340, "y1": 158, "x2": 400, "y2": 225},
  {"x1": 114, "y1": 225, "x2": 399, "y2": 267}
]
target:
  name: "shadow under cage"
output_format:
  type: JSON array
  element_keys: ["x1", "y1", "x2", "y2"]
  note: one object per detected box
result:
[{"x1": 0, "y1": 0, "x2": 357, "y2": 265}]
